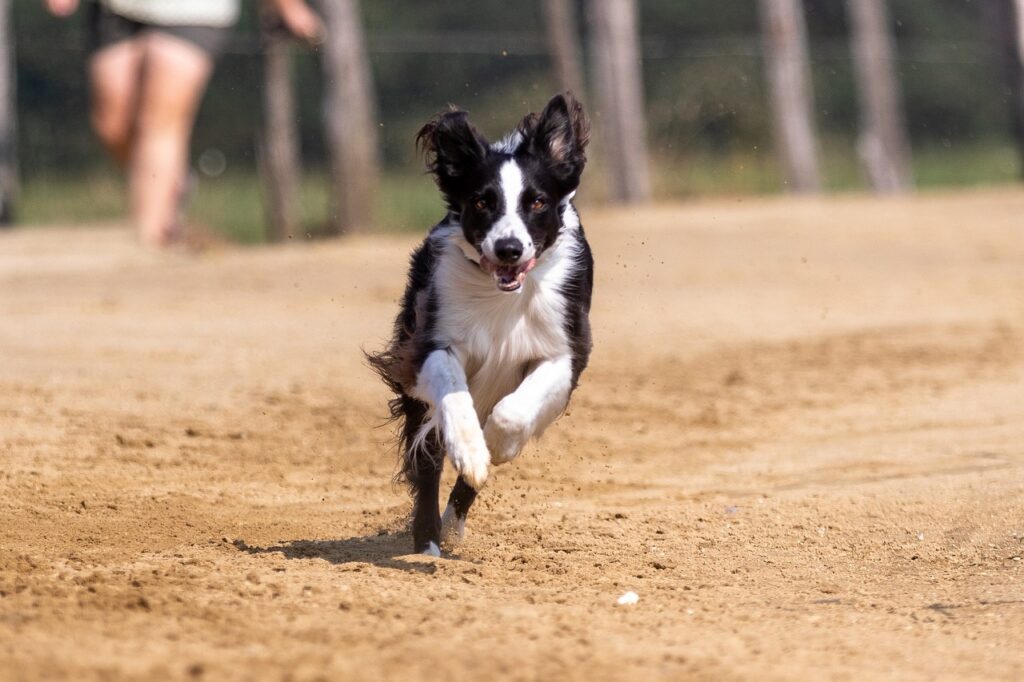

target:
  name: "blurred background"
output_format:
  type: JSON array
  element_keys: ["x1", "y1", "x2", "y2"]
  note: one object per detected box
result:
[{"x1": 3, "y1": 0, "x2": 1024, "y2": 242}]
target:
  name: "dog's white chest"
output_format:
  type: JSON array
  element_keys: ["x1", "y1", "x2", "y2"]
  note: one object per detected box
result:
[{"x1": 433, "y1": 244, "x2": 573, "y2": 420}]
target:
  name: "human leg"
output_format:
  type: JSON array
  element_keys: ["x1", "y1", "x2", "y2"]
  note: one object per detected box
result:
[
  {"x1": 88, "y1": 38, "x2": 145, "y2": 167},
  {"x1": 132, "y1": 32, "x2": 213, "y2": 246}
]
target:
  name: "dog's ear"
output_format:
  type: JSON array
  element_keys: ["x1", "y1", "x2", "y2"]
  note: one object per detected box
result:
[
  {"x1": 526, "y1": 93, "x2": 590, "y2": 187},
  {"x1": 416, "y1": 109, "x2": 489, "y2": 185}
]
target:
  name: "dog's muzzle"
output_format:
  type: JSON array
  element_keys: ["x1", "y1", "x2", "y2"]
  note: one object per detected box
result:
[{"x1": 479, "y1": 255, "x2": 538, "y2": 292}]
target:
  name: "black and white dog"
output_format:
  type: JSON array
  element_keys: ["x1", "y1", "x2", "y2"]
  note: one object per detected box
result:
[{"x1": 369, "y1": 93, "x2": 593, "y2": 556}]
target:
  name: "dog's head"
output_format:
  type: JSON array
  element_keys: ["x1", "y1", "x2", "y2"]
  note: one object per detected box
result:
[{"x1": 417, "y1": 93, "x2": 590, "y2": 292}]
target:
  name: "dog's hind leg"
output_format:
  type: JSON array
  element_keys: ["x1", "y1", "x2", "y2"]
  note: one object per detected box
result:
[
  {"x1": 402, "y1": 399, "x2": 444, "y2": 556},
  {"x1": 441, "y1": 476, "x2": 478, "y2": 545},
  {"x1": 409, "y1": 440, "x2": 444, "y2": 556}
]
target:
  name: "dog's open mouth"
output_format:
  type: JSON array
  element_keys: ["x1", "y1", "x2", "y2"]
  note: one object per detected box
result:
[{"x1": 480, "y1": 256, "x2": 538, "y2": 292}]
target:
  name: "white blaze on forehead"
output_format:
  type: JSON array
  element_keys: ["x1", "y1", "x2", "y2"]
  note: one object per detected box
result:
[{"x1": 481, "y1": 160, "x2": 536, "y2": 265}]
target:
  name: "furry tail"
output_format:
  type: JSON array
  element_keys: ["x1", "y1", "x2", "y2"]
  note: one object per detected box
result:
[{"x1": 365, "y1": 349, "x2": 439, "y2": 488}]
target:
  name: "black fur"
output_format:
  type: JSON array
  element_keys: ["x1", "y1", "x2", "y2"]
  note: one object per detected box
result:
[{"x1": 367, "y1": 94, "x2": 593, "y2": 553}]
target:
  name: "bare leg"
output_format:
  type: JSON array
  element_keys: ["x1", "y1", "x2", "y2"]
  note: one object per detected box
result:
[
  {"x1": 89, "y1": 39, "x2": 145, "y2": 168},
  {"x1": 132, "y1": 32, "x2": 213, "y2": 247}
]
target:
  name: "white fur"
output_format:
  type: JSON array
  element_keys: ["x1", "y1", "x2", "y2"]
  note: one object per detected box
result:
[
  {"x1": 411, "y1": 350, "x2": 490, "y2": 489},
  {"x1": 485, "y1": 355, "x2": 573, "y2": 464},
  {"x1": 413, "y1": 201, "x2": 582, "y2": 471},
  {"x1": 492, "y1": 132, "x2": 524, "y2": 154},
  {"x1": 422, "y1": 541, "x2": 441, "y2": 557},
  {"x1": 480, "y1": 161, "x2": 537, "y2": 266}
]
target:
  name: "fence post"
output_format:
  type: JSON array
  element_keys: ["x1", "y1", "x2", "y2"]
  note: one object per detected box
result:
[
  {"x1": 1014, "y1": 0, "x2": 1024, "y2": 175},
  {"x1": 0, "y1": 0, "x2": 16, "y2": 226},
  {"x1": 543, "y1": 0, "x2": 586, "y2": 98},
  {"x1": 320, "y1": 0, "x2": 378, "y2": 235},
  {"x1": 586, "y1": 0, "x2": 651, "y2": 203},
  {"x1": 847, "y1": 0, "x2": 913, "y2": 193},
  {"x1": 757, "y1": 0, "x2": 822, "y2": 193},
  {"x1": 982, "y1": 0, "x2": 1024, "y2": 177},
  {"x1": 260, "y1": 9, "x2": 302, "y2": 242}
]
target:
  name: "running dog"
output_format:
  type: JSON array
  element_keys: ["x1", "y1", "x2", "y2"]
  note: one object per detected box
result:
[{"x1": 368, "y1": 93, "x2": 593, "y2": 555}]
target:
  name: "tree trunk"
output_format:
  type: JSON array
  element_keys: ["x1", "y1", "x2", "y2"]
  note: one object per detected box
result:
[
  {"x1": 1010, "y1": 0, "x2": 1024, "y2": 174},
  {"x1": 757, "y1": 0, "x2": 821, "y2": 193},
  {"x1": 1016, "y1": 0, "x2": 1024, "y2": 67},
  {"x1": 1015, "y1": 0, "x2": 1024, "y2": 173},
  {"x1": 846, "y1": 0, "x2": 913, "y2": 193},
  {"x1": 260, "y1": 10, "x2": 301, "y2": 242},
  {"x1": 0, "y1": 0, "x2": 16, "y2": 226},
  {"x1": 586, "y1": 0, "x2": 650, "y2": 203},
  {"x1": 982, "y1": 0, "x2": 1024, "y2": 176},
  {"x1": 543, "y1": 0, "x2": 586, "y2": 98},
  {"x1": 320, "y1": 0, "x2": 378, "y2": 235}
]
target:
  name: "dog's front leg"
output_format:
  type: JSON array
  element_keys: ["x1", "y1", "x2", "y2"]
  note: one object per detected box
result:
[
  {"x1": 412, "y1": 349, "x2": 490, "y2": 490},
  {"x1": 485, "y1": 355, "x2": 574, "y2": 464}
]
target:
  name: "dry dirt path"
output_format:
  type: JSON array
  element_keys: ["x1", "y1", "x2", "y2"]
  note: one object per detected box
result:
[{"x1": 2, "y1": 189, "x2": 1023, "y2": 680}]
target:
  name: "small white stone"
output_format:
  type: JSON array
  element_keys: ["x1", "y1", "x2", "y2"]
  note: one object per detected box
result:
[{"x1": 616, "y1": 591, "x2": 639, "y2": 606}]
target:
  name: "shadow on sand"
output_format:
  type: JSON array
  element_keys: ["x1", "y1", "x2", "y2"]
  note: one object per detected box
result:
[{"x1": 232, "y1": 532, "x2": 439, "y2": 574}]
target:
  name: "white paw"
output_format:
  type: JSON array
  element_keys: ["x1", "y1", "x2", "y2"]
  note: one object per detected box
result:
[
  {"x1": 441, "y1": 393, "x2": 490, "y2": 489},
  {"x1": 421, "y1": 541, "x2": 441, "y2": 557},
  {"x1": 484, "y1": 398, "x2": 533, "y2": 465},
  {"x1": 440, "y1": 504, "x2": 466, "y2": 545},
  {"x1": 449, "y1": 439, "x2": 489, "y2": 490}
]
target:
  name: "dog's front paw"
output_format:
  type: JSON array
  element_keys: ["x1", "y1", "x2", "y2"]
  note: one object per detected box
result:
[
  {"x1": 441, "y1": 393, "x2": 490, "y2": 489},
  {"x1": 450, "y1": 438, "x2": 489, "y2": 489},
  {"x1": 485, "y1": 398, "x2": 533, "y2": 465}
]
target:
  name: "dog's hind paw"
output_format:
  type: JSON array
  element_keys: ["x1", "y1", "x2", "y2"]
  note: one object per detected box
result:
[
  {"x1": 440, "y1": 504, "x2": 466, "y2": 545},
  {"x1": 485, "y1": 399, "x2": 532, "y2": 464}
]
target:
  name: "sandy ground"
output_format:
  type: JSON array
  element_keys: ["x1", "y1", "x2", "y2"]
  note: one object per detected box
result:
[{"x1": 1, "y1": 188, "x2": 1023, "y2": 681}]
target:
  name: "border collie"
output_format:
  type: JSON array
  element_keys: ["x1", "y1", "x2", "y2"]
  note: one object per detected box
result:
[{"x1": 368, "y1": 93, "x2": 593, "y2": 556}]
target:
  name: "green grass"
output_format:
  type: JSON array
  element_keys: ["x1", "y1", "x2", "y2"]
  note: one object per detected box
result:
[
  {"x1": 15, "y1": 142, "x2": 1021, "y2": 242},
  {"x1": 16, "y1": 168, "x2": 445, "y2": 243},
  {"x1": 18, "y1": 172, "x2": 127, "y2": 225},
  {"x1": 647, "y1": 140, "x2": 1020, "y2": 199},
  {"x1": 191, "y1": 170, "x2": 444, "y2": 243},
  {"x1": 913, "y1": 142, "x2": 1020, "y2": 188}
]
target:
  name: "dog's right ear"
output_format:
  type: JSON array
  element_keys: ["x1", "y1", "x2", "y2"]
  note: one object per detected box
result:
[{"x1": 416, "y1": 110, "x2": 489, "y2": 185}]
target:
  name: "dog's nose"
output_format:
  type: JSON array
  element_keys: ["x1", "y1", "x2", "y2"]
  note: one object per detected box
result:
[{"x1": 493, "y1": 238, "x2": 524, "y2": 264}]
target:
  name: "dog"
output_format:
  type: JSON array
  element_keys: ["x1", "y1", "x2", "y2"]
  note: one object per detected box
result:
[{"x1": 368, "y1": 93, "x2": 593, "y2": 556}]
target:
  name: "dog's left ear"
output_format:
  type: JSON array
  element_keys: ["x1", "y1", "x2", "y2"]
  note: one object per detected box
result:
[{"x1": 525, "y1": 93, "x2": 590, "y2": 188}]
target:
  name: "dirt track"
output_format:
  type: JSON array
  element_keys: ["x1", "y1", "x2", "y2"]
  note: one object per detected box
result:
[{"x1": 2, "y1": 189, "x2": 1023, "y2": 680}]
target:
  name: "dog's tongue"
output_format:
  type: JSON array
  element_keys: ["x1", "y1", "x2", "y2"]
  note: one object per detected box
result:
[{"x1": 480, "y1": 256, "x2": 537, "y2": 292}]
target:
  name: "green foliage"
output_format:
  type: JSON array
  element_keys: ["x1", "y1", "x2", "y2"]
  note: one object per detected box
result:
[
  {"x1": 9, "y1": 0, "x2": 1023, "y2": 242},
  {"x1": 18, "y1": 142, "x2": 1019, "y2": 239},
  {"x1": 16, "y1": 168, "x2": 444, "y2": 240}
]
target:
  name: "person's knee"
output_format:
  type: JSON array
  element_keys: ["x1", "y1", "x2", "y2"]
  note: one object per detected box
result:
[{"x1": 91, "y1": 105, "x2": 132, "y2": 152}]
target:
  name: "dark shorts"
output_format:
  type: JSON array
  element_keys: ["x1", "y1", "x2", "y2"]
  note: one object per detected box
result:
[{"x1": 88, "y1": 2, "x2": 233, "y2": 58}]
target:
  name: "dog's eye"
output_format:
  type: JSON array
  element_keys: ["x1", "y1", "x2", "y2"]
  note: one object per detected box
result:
[
  {"x1": 473, "y1": 199, "x2": 488, "y2": 212},
  {"x1": 531, "y1": 197, "x2": 547, "y2": 212}
]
